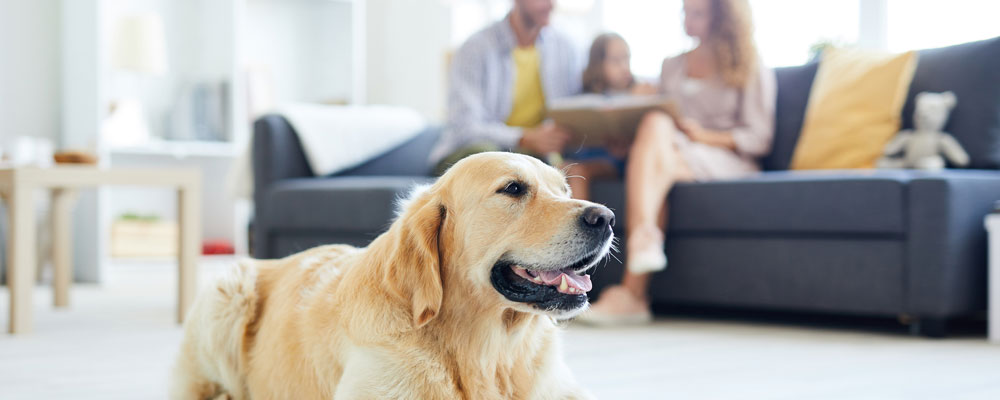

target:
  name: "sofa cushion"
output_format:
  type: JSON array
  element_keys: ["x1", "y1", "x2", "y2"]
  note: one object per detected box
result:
[
  {"x1": 261, "y1": 176, "x2": 436, "y2": 233},
  {"x1": 790, "y1": 49, "x2": 917, "y2": 169},
  {"x1": 593, "y1": 171, "x2": 922, "y2": 235},
  {"x1": 593, "y1": 170, "x2": 1000, "y2": 236},
  {"x1": 669, "y1": 171, "x2": 916, "y2": 234},
  {"x1": 653, "y1": 236, "x2": 906, "y2": 314},
  {"x1": 763, "y1": 62, "x2": 818, "y2": 171},
  {"x1": 901, "y1": 36, "x2": 1000, "y2": 169}
]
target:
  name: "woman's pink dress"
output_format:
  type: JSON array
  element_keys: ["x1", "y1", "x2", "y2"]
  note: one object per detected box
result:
[{"x1": 659, "y1": 54, "x2": 777, "y2": 181}]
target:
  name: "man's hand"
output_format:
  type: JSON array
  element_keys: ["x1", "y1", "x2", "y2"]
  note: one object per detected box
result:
[{"x1": 519, "y1": 123, "x2": 570, "y2": 154}]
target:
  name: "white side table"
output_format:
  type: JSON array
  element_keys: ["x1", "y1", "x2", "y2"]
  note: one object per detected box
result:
[
  {"x1": 0, "y1": 166, "x2": 201, "y2": 334},
  {"x1": 986, "y1": 211, "x2": 1000, "y2": 343}
]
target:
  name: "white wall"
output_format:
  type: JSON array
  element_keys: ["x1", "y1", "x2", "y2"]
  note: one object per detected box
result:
[
  {"x1": 366, "y1": 0, "x2": 451, "y2": 121},
  {"x1": 61, "y1": 0, "x2": 108, "y2": 283},
  {"x1": 246, "y1": 0, "x2": 355, "y2": 106},
  {"x1": 0, "y1": 0, "x2": 62, "y2": 144},
  {"x1": 103, "y1": 0, "x2": 242, "y2": 254}
]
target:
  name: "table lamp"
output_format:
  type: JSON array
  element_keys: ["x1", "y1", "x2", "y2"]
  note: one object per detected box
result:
[{"x1": 103, "y1": 14, "x2": 168, "y2": 147}]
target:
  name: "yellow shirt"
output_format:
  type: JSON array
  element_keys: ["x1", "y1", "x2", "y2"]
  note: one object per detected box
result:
[{"x1": 506, "y1": 46, "x2": 546, "y2": 128}]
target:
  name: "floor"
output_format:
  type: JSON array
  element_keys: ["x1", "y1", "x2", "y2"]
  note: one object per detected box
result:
[{"x1": 2, "y1": 258, "x2": 1000, "y2": 400}]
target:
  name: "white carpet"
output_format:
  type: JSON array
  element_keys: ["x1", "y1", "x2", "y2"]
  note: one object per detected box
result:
[{"x1": 2, "y1": 257, "x2": 999, "y2": 400}]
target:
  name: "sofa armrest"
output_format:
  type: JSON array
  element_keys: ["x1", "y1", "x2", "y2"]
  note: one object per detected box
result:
[
  {"x1": 252, "y1": 114, "x2": 314, "y2": 206},
  {"x1": 251, "y1": 116, "x2": 441, "y2": 258},
  {"x1": 907, "y1": 170, "x2": 1000, "y2": 317}
]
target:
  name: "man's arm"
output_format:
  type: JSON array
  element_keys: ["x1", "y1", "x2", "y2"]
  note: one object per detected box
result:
[{"x1": 447, "y1": 43, "x2": 522, "y2": 150}]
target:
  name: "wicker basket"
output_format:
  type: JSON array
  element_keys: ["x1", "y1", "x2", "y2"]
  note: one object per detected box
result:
[{"x1": 111, "y1": 220, "x2": 177, "y2": 258}]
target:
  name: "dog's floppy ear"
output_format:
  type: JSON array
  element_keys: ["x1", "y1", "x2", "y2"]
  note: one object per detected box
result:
[{"x1": 385, "y1": 186, "x2": 446, "y2": 329}]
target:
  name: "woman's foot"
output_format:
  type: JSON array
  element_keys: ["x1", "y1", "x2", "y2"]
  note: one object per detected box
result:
[
  {"x1": 626, "y1": 225, "x2": 667, "y2": 273},
  {"x1": 575, "y1": 285, "x2": 652, "y2": 326}
]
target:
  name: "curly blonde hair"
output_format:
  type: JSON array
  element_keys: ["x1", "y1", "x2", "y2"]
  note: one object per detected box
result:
[{"x1": 706, "y1": 0, "x2": 758, "y2": 88}]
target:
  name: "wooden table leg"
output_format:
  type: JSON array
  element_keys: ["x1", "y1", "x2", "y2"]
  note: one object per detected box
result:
[
  {"x1": 51, "y1": 188, "x2": 78, "y2": 308},
  {"x1": 8, "y1": 184, "x2": 36, "y2": 334},
  {"x1": 177, "y1": 182, "x2": 200, "y2": 324}
]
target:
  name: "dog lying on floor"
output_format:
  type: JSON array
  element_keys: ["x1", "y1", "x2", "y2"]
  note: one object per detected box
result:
[{"x1": 170, "y1": 152, "x2": 615, "y2": 399}]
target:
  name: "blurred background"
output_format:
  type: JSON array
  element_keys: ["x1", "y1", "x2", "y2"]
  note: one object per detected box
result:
[
  {"x1": 2, "y1": 0, "x2": 998, "y2": 281},
  {"x1": 2, "y1": 1, "x2": 1000, "y2": 398}
]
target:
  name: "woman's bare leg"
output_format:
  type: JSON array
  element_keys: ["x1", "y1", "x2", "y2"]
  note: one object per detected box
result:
[
  {"x1": 621, "y1": 111, "x2": 692, "y2": 297},
  {"x1": 621, "y1": 199, "x2": 672, "y2": 299},
  {"x1": 581, "y1": 111, "x2": 692, "y2": 324}
]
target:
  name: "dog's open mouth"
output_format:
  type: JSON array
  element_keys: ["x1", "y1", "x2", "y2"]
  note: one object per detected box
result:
[
  {"x1": 508, "y1": 264, "x2": 593, "y2": 295},
  {"x1": 490, "y1": 249, "x2": 604, "y2": 312}
]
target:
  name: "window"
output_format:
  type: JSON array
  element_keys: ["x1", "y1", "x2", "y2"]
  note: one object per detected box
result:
[
  {"x1": 601, "y1": 0, "x2": 688, "y2": 78},
  {"x1": 598, "y1": 0, "x2": 860, "y2": 71},
  {"x1": 751, "y1": 0, "x2": 858, "y2": 66},
  {"x1": 450, "y1": 0, "x2": 509, "y2": 47},
  {"x1": 886, "y1": 0, "x2": 1000, "y2": 52},
  {"x1": 449, "y1": 0, "x2": 999, "y2": 73}
]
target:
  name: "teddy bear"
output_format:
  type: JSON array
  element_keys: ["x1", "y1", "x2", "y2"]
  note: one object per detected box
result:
[{"x1": 877, "y1": 91, "x2": 970, "y2": 170}]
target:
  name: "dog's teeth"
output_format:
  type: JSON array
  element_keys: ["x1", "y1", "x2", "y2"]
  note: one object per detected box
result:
[
  {"x1": 533, "y1": 276, "x2": 543, "y2": 283},
  {"x1": 559, "y1": 275, "x2": 568, "y2": 292}
]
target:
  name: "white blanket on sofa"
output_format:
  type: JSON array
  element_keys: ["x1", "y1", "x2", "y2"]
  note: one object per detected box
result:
[
  {"x1": 279, "y1": 103, "x2": 427, "y2": 176},
  {"x1": 228, "y1": 104, "x2": 427, "y2": 200}
]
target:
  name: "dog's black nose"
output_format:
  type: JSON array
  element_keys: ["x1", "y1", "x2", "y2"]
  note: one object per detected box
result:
[{"x1": 581, "y1": 206, "x2": 615, "y2": 230}]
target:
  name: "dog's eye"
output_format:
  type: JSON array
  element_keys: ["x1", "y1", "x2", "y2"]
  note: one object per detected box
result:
[{"x1": 499, "y1": 181, "x2": 526, "y2": 197}]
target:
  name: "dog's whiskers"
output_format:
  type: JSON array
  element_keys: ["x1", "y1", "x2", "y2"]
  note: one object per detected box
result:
[{"x1": 559, "y1": 163, "x2": 579, "y2": 176}]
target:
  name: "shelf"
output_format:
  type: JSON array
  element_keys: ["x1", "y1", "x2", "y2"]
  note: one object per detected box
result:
[{"x1": 109, "y1": 140, "x2": 238, "y2": 158}]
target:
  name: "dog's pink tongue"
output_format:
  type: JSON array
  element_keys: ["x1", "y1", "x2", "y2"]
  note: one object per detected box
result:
[{"x1": 537, "y1": 270, "x2": 593, "y2": 294}]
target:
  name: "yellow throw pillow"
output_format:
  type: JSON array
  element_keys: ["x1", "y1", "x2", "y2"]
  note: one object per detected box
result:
[{"x1": 790, "y1": 48, "x2": 918, "y2": 169}]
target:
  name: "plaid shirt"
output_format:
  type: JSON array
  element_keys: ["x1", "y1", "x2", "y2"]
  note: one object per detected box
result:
[{"x1": 430, "y1": 17, "x2": 582, "y2": 165}]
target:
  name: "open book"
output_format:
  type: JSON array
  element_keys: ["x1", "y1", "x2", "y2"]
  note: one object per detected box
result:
[{"x1": 547, "y1": 95, "x2": 681, "y2": 149}]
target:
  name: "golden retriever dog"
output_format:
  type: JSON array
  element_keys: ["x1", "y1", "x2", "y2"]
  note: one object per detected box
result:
[{"x1": 170, "y1": 152, "x2": 615, "y2": 399}]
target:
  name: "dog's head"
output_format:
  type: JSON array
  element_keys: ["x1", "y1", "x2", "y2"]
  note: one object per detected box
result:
[{"x1": 385, "y1": 152, "x2": 615, "y2": 327}]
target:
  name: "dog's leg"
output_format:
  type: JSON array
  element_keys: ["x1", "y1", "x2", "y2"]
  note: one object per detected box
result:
[
  {"x1": 169, "y1": 355, "x2": 224, "y2": 400},
  {"x1": 529, "y1": 351, "x2": 595, "y2": 400},
  {"x1": 170, "y1": 261, "x2": 259, "y2": 400},
  {"x1": 169, "y1": 302, "x2": 234, "y2": 400}
]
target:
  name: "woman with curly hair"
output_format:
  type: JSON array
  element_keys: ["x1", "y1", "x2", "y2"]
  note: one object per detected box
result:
[{"x1": 578, "y1": 0, "x2": 776, "y2": 325}]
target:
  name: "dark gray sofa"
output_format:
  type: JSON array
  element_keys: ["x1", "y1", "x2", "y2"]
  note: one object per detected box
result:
[{"x1": 253, "y1": 37, "x2": 1000, "y2": 337}]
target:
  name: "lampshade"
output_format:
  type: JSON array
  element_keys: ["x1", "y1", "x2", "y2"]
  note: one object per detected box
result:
[{"x1": 112, "y1": 14, "x2": 168, "y2": 75}]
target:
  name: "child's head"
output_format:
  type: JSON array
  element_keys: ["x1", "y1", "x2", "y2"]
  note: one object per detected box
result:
[{"x1": 582, "y1": 33, "x2": 634, "y2": 94}]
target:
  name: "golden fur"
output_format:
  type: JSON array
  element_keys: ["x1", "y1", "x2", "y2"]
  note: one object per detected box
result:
[{"x1": 171, "y1": 152, "x2": 607, "y2": 399}]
